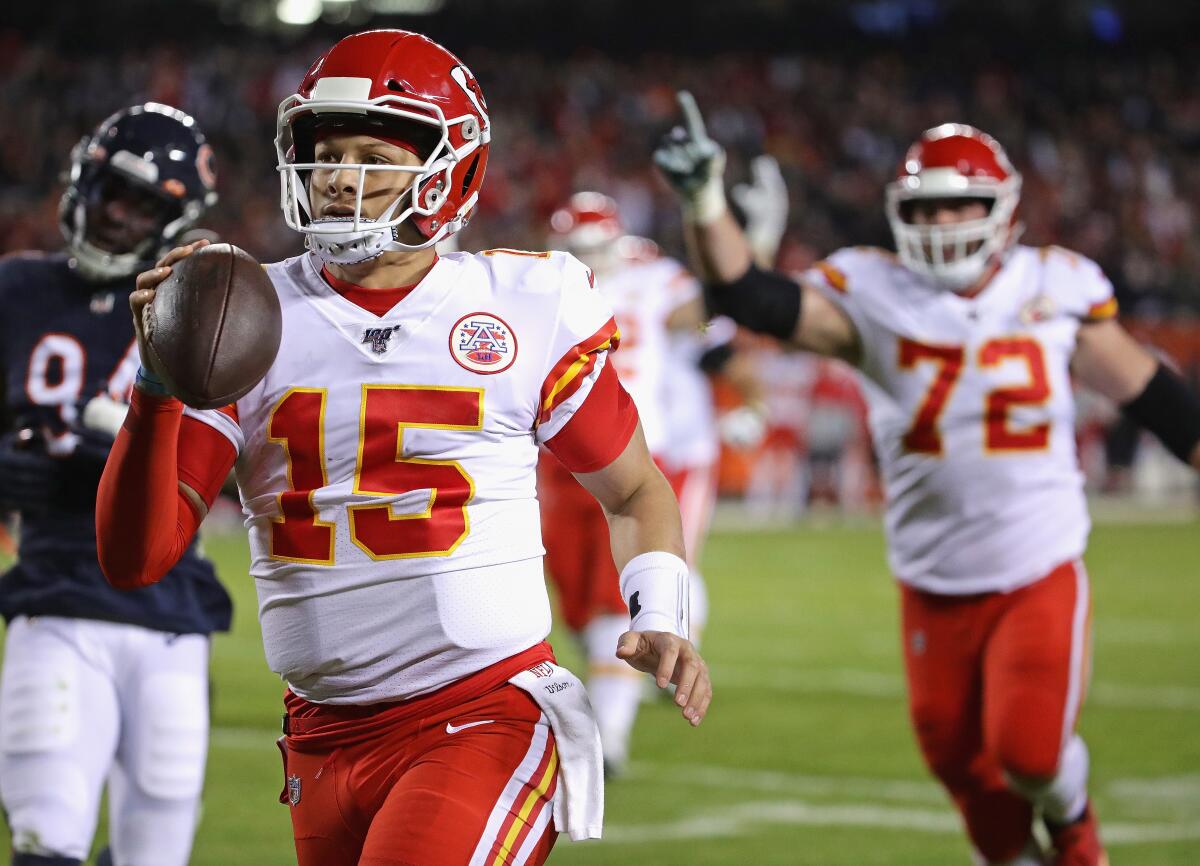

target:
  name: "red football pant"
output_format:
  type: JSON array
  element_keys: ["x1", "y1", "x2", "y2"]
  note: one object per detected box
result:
[
  {"x1": 281, "y1": 683, "x2": 558, "y2": 866},
  {"x1": 537, "y1": 453, "x2": 625, "y2": 632},
  {"x1": 900, "y1": 560, "x2": 1092, "y2": 862}
]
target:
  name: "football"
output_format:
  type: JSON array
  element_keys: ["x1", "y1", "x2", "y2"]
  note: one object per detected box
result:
[{"x1": 143, "y1": 243, "x2": 281, "y2": 410}]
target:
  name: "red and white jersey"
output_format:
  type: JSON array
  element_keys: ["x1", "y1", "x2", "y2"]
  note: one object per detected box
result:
[
  {"x1": 658, "y1": 317, "x2": 736, "y2": 471},
  {"x1": 805, "y1": 245, "x2": 1118, "y2": 595},
  {"x1": 599, "y1": 245, "x2": 699, "y2": 455},
  {"x1": 185, "y1": 250, "x2": 619, "y2": 704}
]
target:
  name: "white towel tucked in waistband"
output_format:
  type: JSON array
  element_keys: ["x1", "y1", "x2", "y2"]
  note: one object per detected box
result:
[{"x1": 509, "y1": 661, "x2": 604, "y2": 841}]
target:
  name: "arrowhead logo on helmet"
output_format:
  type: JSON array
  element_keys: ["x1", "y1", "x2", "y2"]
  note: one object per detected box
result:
[
  {"x1": 275, "y1": 29, "x2": 491, "y2": 265},
  {"x1": 885, "y1": 123, "x2": 1023, "y2": 292}
]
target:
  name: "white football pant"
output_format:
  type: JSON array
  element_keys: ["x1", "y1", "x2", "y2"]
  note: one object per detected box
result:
[{"x1": 0, "y1": 616, "x2": 209, "y2": 865}]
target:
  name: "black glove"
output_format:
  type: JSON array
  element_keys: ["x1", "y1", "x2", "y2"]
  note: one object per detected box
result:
[
  {"x1": 652, "y1": 91, "x2": 728, "y2": 218},
  {"x1": 0, "y1": 431, "x2": 62, "y2": 514}
]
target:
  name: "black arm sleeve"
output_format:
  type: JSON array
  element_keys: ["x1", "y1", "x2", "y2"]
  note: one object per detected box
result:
[
  {"x1": 1121, "y1": 362, "x2": 1200, "y2": 464},
  {"x1": 704, "y1": 265, "x2": 802, "y2": 341}
]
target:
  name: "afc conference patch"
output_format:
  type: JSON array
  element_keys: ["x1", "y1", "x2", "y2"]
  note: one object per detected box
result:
[{"x1": 450, "y1": 312, "x2": 518, "y2": 374}]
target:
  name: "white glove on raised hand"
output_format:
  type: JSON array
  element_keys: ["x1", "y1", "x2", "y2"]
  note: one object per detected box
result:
[
  {"x1": 653, "y1": 91, "x2": 728, "y2": 225},
  {"x1": 718, "y1": 404, "x2": 768, "y2": 450},
  {"x1": 732, "y1": 154, "x2": 789, "y2": 265}
]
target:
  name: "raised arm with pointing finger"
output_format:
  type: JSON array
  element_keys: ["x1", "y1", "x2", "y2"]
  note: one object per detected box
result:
[{"x1": 654, "y1": 91, "x2": 861, "y2": 361}]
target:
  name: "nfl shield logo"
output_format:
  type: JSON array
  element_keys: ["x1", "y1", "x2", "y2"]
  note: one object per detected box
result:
[{"x1": 287, "y1": 775, "x2": 302, "y2": 806}]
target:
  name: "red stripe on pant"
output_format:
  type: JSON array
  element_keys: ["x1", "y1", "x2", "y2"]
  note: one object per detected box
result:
[{"x1": 476, "y1": 734, "x2": 558, "y2": 864}]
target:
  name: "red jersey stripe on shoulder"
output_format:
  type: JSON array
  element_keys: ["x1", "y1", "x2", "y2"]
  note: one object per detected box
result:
[
  {"x1": 538, "y1": 317, "x2": 621, "y2": 425},
  {"x1": 544, "y1": 361, "x2": 638, "y2": 473},
  {"x1": 216, "y1": 403, "x2": 239, "y2": 423}
]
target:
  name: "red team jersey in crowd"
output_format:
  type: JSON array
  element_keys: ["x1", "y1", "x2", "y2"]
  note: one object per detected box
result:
[
  {"x1": 181, "y1": 249, "x2": 630, "y2": 705},
  {"x1": 804, "y1": 244, "x2": 1118, "y2": 594}
]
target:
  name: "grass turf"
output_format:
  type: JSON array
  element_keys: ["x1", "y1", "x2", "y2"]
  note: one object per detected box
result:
[{"x1": 1, "y1": 519, "x2": 1197, "y2": 864}]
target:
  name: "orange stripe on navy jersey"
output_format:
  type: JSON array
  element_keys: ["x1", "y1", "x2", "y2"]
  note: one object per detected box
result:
[
  {"x1": 1085, "y1": 297, "x2": 1118, "y2": 321},
  {"x1": 538, "y1": 317, "x2": 621, "y2": 425}
]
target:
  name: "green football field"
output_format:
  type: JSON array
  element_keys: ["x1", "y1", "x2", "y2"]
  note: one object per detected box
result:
[{"x1": 2, "y1": 519, "x2": 1198, "y2": 864}]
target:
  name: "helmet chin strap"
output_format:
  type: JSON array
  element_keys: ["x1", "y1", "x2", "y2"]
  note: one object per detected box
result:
[{"x1": 304, "y1": 193, "x2": 452, "y2": 265}]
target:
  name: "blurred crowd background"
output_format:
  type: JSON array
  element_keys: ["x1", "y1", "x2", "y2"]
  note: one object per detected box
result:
[{"x1": 3, "y1": 0, "x2": 1198, "y2": 512}]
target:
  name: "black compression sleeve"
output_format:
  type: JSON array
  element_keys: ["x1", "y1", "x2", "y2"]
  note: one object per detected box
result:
[
  {"x1": 1121, "y1": 362, "x2": 1200, "y2": 464},
  {"x1": 704, "y1": 265, "x2": 801, "y2": 341},
  {"x1": 698, "y1": 342, "x2": 734, "y2": 374}
]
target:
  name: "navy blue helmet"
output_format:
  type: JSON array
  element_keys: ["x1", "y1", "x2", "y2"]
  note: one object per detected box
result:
[{"x1": 59, "y1": 103, "x2": 218, "y2": 281}]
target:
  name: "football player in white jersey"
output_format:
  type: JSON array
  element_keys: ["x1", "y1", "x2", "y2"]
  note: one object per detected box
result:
[
  {"x1": 93, "y1": 31, "x2": 710, "y2": 866},
  {"x1": 656, "y1": 94, "x2": 1200, "y2": 866},
  {"x1": 539, "y1": 192, "x2": 707, "y2": 775}
]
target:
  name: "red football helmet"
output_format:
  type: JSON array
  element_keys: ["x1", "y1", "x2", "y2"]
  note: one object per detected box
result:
[
  {"x1": 549, "y1": 192, "x2": 623, "y2": 249},
  {"x1": 548, "y1": 192, "x2": 624, "y2": 274},
  {"x1": 275, "y1": 29, "x2": 490, "y2": 263},
  {"x1": 885, "y1": 124, "x2": 1022, "y2": 290}
]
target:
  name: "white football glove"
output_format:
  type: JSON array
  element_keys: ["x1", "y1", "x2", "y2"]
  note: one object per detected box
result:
[
  {"x1": 653, "y1": 91, "x2": 728, "y2": 225},
  {"x1": 718, "y1": 404, "x2": 768, "y2": 450},
  {"x1": 732, "y1": 154, "x2": 789, "y2": 266}
]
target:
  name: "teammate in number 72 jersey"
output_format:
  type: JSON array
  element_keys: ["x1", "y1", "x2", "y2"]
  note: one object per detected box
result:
[
  {"x1": 95, "y1": 30, "x2": 710, "y2": 866},
  {"x1": 657, "y1": 100, "x2": 1200, "y2": 866}
]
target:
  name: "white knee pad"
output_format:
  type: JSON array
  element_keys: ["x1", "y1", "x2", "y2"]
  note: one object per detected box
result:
[
  {"x1": 126, "y1": 673, "x2": 208, "y2": 801},
  {"x1": 1005, "y1": 734, "x2": 1089, "y2": 825},
  {"x1": 582, "y1": 614, "x2": 633, "y2": 665},
  {"x1": 2, "y1": 756, "x2": 93, "y2": 859}
]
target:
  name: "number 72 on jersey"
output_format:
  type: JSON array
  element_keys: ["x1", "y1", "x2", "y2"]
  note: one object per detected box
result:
[{"x1": 899, "y1": 336, "x2": 1052, "y2": 455}]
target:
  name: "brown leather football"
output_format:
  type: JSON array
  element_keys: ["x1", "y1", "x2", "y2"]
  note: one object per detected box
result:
[{"x1": 144, "y1": 243, "x2": 281, "y2": 410}]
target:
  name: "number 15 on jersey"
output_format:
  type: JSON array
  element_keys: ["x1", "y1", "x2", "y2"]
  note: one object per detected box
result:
[{"x1": 267, "y1": 385, "x2": 484, "y2": 564}]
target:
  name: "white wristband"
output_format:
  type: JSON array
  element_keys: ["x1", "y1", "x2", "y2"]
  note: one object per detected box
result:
[
  {"x1": 684, "y1": 176, "x2": 728, "y2": 227},
  {"x1": 618, "y1": 551, "x2": 690, "y2": 639}
]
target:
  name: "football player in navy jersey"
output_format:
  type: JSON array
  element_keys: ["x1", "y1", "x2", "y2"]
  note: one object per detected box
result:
[{"x1": 0, "y1": 104, "x2": 231, "y2": 866}]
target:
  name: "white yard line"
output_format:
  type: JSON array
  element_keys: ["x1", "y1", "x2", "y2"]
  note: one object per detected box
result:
[
  {"x1": 624, "y1": 761, "x2": 946, "y2": 804},
  {"x1": 712, "y1": 665, "x2": 1200, "y2": 711},
  {"x1": 593, "y1": 800, "x2": 961, "y2": 844},
  {"x1": 589, "y1": 798, "x2": 1200, "y2": 847}
]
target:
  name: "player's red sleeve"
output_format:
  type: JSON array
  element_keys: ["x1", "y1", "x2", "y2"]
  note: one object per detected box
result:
[
  {"x1": 96, "y1": 389, "x2": 236, "y2": 589},
  {"x1": 544, "y1": 360, "x2": 639, "y2": 473}
]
